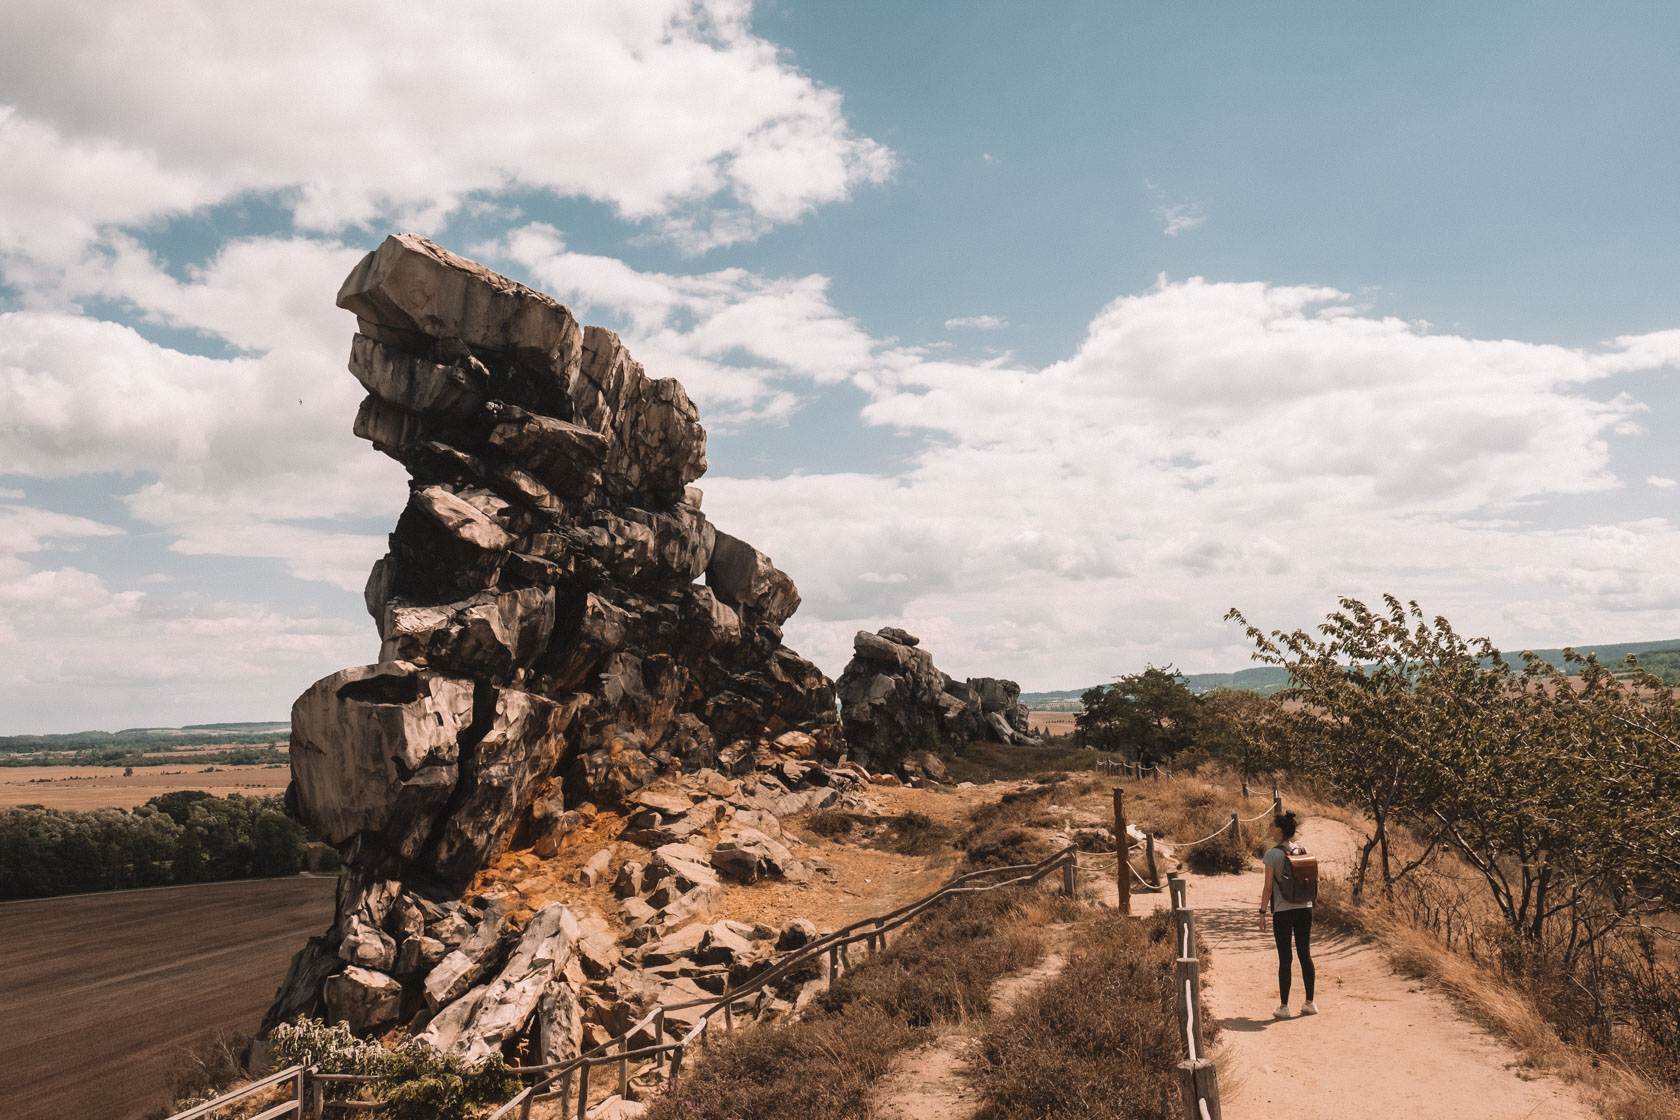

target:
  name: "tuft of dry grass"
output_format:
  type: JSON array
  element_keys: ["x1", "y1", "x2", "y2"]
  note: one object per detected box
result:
[
  {"x1": 969, "y1": 908, "x2": 1187, "y2": 1120},
  {"x1": 801, "y1": 808, "x2": 956, "y2": 856}
]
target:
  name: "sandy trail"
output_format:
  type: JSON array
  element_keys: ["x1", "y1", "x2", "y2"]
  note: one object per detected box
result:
[
  {"x1": 1186, "y1": 818, "x2": 1596, "y2": 1119},
  {"x1": 871, "y1": 929, "x2": 1070, "y2": 1120}
]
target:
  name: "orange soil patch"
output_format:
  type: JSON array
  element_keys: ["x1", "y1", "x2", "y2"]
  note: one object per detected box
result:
[{"x1": 476, "y1": 777, "x2": 1030, "y2": 936}]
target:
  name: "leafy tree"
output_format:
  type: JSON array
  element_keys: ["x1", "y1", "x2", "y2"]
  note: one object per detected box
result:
[
  {"x1": 1193, "y1": 686, "x2": 1278, "y2": 776},
  {"x1": 1227, "y1": 596, "x2": 1502, "y2": 900},
  {"x1": 1228, "y1": 595, "x2": 1680, "y2": 952},
  {"x1": 1076, "y1": 665, "x2": 1200, "y2": 761}
]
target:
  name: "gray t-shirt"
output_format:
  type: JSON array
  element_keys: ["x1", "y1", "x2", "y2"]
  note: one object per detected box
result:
[{"x1": 1264, "y1": 845, "x2": 1313, "y2": 912}]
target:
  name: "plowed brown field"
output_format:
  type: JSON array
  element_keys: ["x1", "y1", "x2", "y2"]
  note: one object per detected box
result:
[{"x1": 0, "y1": 876, "x2": 337, "y2": 1120}]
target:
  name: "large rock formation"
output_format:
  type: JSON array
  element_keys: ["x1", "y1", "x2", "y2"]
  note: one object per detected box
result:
[
  {"x1": 835, "y1": 627, "x2": 1040, "y2": 773},
  {"x1": 266, "y1": 235, "x2": 840, "y2": 1048}
]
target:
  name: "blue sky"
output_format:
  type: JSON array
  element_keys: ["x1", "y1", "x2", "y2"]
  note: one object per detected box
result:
[{"x1": 4, "y1": 1, "x2": 1680, "y2": 732}]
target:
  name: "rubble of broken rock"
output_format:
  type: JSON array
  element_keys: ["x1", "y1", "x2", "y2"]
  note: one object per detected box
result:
[
  {"x1": 836, "y1": 627, "x2": 1042, "y2": 773},
  {"x1": 271, "y1": 750, "x2": 876, "y2": 1076}
]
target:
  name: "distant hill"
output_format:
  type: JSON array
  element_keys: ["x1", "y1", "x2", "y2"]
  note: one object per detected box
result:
[
  {"x1": 0, "y1": 722, "x2": 290, "y2": 754},
  {"x1": 1020, "y1": 637, "x2": 1680, "y2": 708}
]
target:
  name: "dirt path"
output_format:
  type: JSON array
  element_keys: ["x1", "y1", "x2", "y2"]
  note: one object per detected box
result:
[
  {"x1": 871, "y1": 929, "x2": 1070, "y2": 1120},
  {"x1": 1187, "y1": 819, "x2": 1597, "y2": 1120}
]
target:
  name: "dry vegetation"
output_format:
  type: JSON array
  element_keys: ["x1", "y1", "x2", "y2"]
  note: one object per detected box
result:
[
  {"x1": 970, "y1": 909, "x2": 1186, "y2": 1120},
  {"x1": 645, "y1": 886, "x2": 1062, "y2": 1120},
  {"x1": 1315, "y1": 852, "x2": 1680, "y2": 1120}
]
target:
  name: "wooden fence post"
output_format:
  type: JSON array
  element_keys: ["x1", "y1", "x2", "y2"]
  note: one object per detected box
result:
[
  {"x1": 311, "y1": 1077, "x2": 326, "y2": 1120},
  {"x1": 828, "y1": 944, "x2": 839, "y2": 982},
  {"x1": 1273, "y1": 792, "x2": 1283, "y2": 818},
  {"x1": 576, "y1": 1061, "x2": 591, "y2": 1120},
  {"x1": 1176, "y1": 955, "x2": 1205, "y2": 1061},
  {"x1": 618, "y1": 1037, "x2": 629, "y2": 1099},
  {"x1": 1062, "y1": 852, "x2": 1076, "y2": 897},
  {"x1": 1174, "y1": 908, "x2": 1196, "y2": 961},
  {"x1": 1168, "y1": 875, "x2": 1187, "y2": 911},
  {"x1": 1228, "y1": 813, "x2": 1240, "y2": 848},
  {"x1": 1145, "y1": 834, "x2": 1159, "y2": 886},
  {"x1": 1176, "y1": 1057, "x2": 1223, "y2": 1120},
  {"x1": 1114, "y1": 787, "x2": 1130, "y2": 915},
  {"x1": 1241, "y1": 779, "x2": 1249, "y2": 800}
]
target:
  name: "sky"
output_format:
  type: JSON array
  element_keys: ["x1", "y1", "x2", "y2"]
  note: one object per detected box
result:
[{"x1": 5, "y1": 1, "x2": 1680, "y2": 732}]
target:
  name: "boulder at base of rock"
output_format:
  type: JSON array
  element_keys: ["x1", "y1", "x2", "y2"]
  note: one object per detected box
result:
[{"x1": 323, "y1": 966, "x2": 404, "y2": 1031}]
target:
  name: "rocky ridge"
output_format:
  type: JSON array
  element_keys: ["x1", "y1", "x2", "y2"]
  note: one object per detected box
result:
[
  {"x1": 836, "y1": 627, "x2": 1041, "y2": 773},
  {"x1": 263, "y1": 237, "x2": 1043, "y2": 1080},
  {"x1": 266, "y1": 236, "x2": 843, "y2": 1056}
]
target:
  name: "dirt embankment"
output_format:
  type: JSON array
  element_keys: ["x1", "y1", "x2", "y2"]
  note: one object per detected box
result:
[{"x1": 0, "y1": 876, "x2": 337, "y2": 1120}]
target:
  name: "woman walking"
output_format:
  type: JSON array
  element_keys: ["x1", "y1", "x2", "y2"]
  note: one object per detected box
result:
[{"x1": 1258, "y1": 810, "x2": 1316, "y2": 1018}]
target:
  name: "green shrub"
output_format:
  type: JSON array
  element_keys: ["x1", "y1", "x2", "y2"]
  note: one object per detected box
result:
[
  {"x1": 1184, "y1": 835, "x2": 1248, "y2": 875},
  {"x1": 267, "y1": 1020, "x2": 519, "y2": 1120}
]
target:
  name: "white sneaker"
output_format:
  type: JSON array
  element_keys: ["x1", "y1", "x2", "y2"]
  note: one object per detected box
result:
[
  {"x1": 1273, "y1": 1004, "x2": 1291, "y2": 1019},
  {"x1": 1300, "y1": 1001, "x2": 1318, "y2": 1015}
]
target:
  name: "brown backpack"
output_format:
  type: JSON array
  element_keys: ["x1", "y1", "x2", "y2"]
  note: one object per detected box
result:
[{"x1": 1274, "y1": 844, "x2": 1318, "y2": 904}]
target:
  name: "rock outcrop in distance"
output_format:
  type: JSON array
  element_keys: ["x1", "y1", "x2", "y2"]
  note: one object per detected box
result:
[
  {"x1": 267, "y1": 235, "x2": 840, "y2": 1042},
  {"x1": 836, "y1": 627, "x2": 1041, "y2": 774}
]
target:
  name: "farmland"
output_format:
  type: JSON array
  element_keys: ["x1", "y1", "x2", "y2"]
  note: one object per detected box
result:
[
  {"x1": 0, "y1": 876, "x2": 336, "y2": 1120},
  {"x1": 0, "y1": 763, "x2": 292, "y2": 811}
]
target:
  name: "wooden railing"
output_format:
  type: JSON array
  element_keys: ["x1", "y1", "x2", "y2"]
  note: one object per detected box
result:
[
  {"x1": 484, "y1": 844, "x2": 1082, "y2": 1120},
  {"x1": 165, "y1": 1064, "x2": 309, "y2": 1120}
]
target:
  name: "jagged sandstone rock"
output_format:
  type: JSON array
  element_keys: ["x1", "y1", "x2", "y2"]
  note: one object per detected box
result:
[
  {"x1": 268, "y1": 235, "x2": 840, "y2": 1059},
  {"x1": 835, "y1": 627, "x2": 1042, "y2": 773}
]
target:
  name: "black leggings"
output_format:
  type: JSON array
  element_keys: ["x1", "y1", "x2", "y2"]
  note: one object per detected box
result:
[{"x1": 1272, "y1": 907, "x2": 1315, "y2": 1003}]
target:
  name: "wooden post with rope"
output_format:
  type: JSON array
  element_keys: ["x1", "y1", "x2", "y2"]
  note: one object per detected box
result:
[
  {"x1": 1175, "y1": 954, "x2": 1205, "y2": 1060},
  {"x1": 1273, "y1": 792, "x2": 1283, "y2": 818},
  {"x1": 1114, "y1": 787, "x2": 1130, "y2": 915},
  {"x1": 1177, "y1": 1058, "x2": 1223, "y2": 1120},
  {"x1": 1228, "y1": 813, "x2": 1240, "y2": 848},
  {"x1": 1145, "y1": 833, "x2": 1159, "y2": 885},
  {"x1": 1175, "y1": 907, "x2": 1196, "y2": 960}
]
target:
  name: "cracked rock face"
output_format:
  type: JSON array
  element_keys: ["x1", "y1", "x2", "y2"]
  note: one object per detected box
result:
[
  {"x1": 267, "y1": 235, "x2": 839, "y2": 1048},
  {"x1": 835, "y1": 627, "x2": 1041, "y2": 773}
]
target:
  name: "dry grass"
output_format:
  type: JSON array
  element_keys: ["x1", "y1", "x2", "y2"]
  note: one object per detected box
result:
[
  {"x1": 969, "y1": 908, "x2": 1188, "y2": 1120},
  {"x1": 645, "y1": 885, "x2": 1055, "y2": 1120},
  {"x1": 958, "y1": 773, "x2": 1103, "y2": 870},
  {"x1": 801, "y1": 808, "x2": 956, "y2": 856}
]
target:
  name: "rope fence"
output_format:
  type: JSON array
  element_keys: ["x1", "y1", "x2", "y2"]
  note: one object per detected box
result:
[{"x1": 1168, "y1": 874, "x2": 1224, "y2": 1120}]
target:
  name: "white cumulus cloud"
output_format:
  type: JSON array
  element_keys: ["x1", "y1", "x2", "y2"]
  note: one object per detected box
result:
[{"x1": 0, "y1": 0, "x2": 892, "y2": 263}]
